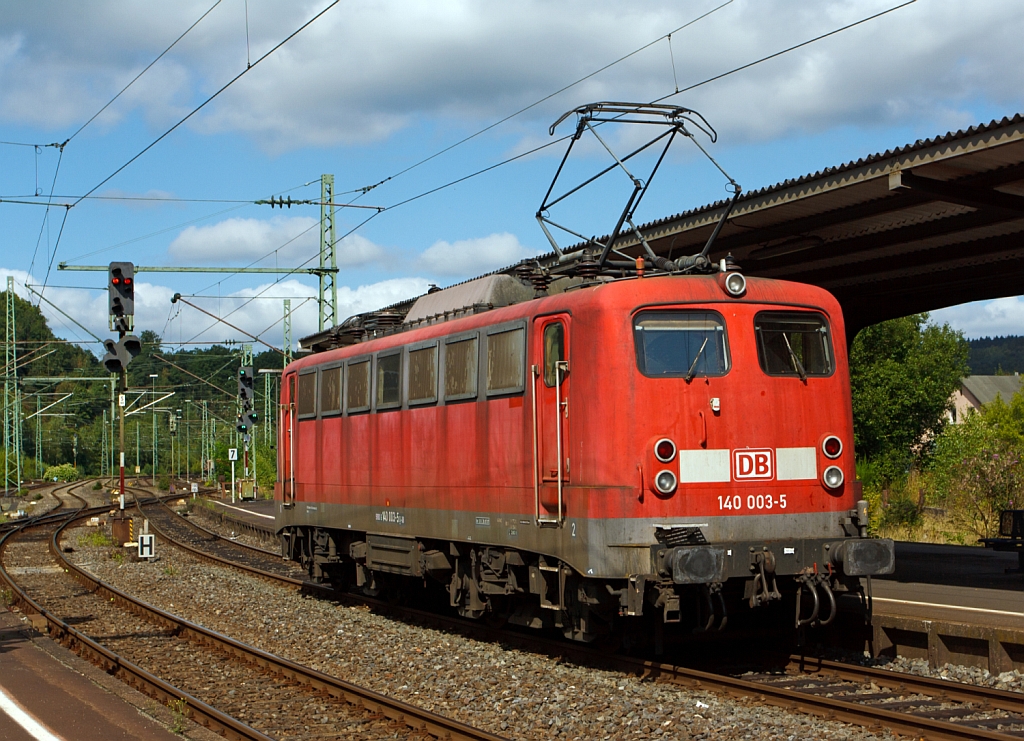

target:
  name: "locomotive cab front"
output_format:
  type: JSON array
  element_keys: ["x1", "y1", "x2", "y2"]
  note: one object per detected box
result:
[{"x1": 587, "y1": 272, "x2": 894, "y2": 631}]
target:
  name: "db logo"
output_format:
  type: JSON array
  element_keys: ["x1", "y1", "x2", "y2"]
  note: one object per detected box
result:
[{"x1": 734, "y1": 449, "x2": 774, "y2": 480}]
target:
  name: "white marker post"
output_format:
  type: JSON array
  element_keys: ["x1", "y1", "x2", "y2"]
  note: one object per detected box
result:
[
  {"x1": 138, "y1": 533, "x2": 155, "y2": 559},
  {"x1": 228, "y1": 447, "x2": 238, "y2": 504}
]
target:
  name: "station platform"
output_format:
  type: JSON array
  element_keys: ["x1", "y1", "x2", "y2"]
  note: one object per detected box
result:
[
  {"x1": 0, "y1": 609, "x2": 202, "y2": 741},
  {"x1": 206, "y1": 497, "x2": 276, "y2": 531}
]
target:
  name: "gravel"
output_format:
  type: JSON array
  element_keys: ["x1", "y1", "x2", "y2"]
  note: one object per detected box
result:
[
  {"x1": 867, "y1": 655, "x2": 1024, "y2": 693},
  {"x1": 65, "y1": 519, "x2": 899, "y2": 741}
]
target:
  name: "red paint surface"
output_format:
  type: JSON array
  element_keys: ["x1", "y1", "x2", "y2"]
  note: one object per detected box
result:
[{"x1": 277, "y1": 276, "x2": 855, "y2": 521}]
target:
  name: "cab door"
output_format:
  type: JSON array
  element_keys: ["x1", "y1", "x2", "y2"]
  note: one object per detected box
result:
[
  {"x1": 532, "y1": 315, "x2": 570, "y2": 524},
  {"x1": 280, "y1": 372, "x2": 296, "y2": 504}
]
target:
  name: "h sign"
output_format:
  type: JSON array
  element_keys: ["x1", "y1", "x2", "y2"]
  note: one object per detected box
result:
[
  {"x1": 138, "y1": 533, "x2": 155, "y2": 559},
  {"x1": 734, "y1": 449, "x2": 774, "y2": 480}
]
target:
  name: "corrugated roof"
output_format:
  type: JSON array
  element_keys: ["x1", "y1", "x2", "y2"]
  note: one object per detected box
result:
[{"x1": 962, "y1": 375, "x2": 1023, "y2": 406}]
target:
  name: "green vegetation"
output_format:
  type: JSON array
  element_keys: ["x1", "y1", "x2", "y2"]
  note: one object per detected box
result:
[
  {"x1": 0, "y1": 588, "x2": 13, "y2": 607},
  {"x1": 167, "y1": 697, "x2": 189, "y2": 734},
  {"x1": 92, "y1": 481, "x2": 103, "y2": 490},
  {"x1": 969, "y1": 335, "x2": 1024, "y2": 375},
  {"x1": 1, "y1": 288, "x2": 280, "y2": 486},
  {"x1": 851, "y1": 314, "x2": 969, "y2": 483},
  {"x1": 43, "y1": 463, "x2": 79, "y2": 482},
  {"x1": 854, "y1": 316, "x2": 1024, "y2": 543},
  {"x1": 79, "y1": 529, "x2": 114, "y2": 548}
]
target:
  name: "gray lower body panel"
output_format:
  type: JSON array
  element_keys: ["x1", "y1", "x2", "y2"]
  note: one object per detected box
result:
[{"x1": 277, "y1": 500, "x2": 887, "y2": 580}]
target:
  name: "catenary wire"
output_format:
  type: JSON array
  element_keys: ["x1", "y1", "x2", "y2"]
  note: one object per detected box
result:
[
  {"x1": 171, "y1": 2, "x2": 913, "y2": 346},
  {"x1": 35, "y1": 1, "x2": 340, "y2": 300},
  {"x1": 65, "y1": 0, "x2": 224, "y2": 145},
  {"x1": 349, "y1": 0, "x2": 734, "y2": 197}
]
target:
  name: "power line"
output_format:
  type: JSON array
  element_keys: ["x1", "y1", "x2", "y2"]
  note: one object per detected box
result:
[
  {"x1": 36, "y1": 2, "x2": 340, "y2": 300},
  {"x1": 71, "y1": 0, "x2": 341, "y2": 208},
  {"x1": 350, "y1": 0, "x2": 735, "y2": 197},
  {"x1": 65, "y1": 1, "x2": 224, "y2": 145},
  {"x1": 371, "y1": 1, "x2": 920, "y2": 217}
]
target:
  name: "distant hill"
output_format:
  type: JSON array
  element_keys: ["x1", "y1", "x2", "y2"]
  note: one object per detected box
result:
[{"x1": 968, "y1": 336, "x2": 1024, "y2": 375}]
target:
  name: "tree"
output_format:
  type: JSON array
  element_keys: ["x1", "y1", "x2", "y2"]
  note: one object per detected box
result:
[
  {"x1": 929, "y1": 395, "x2": 1024, "y2": 539},
  {"x1": 850, "y1": 313, "x2": 968, "y2": 479}
]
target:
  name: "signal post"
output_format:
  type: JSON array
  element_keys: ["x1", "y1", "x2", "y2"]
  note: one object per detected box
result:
[
  {"x1": 236, "y1": 347, "x2": 258, "y2": 500},
  {"x1": 102, "y1": 262, "x2": 141, "y2": 511}
]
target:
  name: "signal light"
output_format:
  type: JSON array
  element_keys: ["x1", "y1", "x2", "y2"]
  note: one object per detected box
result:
[
  {"x1": 724, "y1": 272, "x2": 746, "y2": 297},
  {"x1": 654, "y1": 438, "x2": 676, "y2": 463},
  {"x1": 823, "y1": 465, "x2": 844, "y2": 490},
  {"x1": 654, "y1": 470, "x2": 678, "y2": 495},
  {"x1": 108, "y1": 261, "x2": 135, "y2": 331},
  {"x1": 822, "y1": 436, "x2": 842, "y2": 459},
  {"x1": 102, "y1": 334, "x2": 142, "y2": 373}
]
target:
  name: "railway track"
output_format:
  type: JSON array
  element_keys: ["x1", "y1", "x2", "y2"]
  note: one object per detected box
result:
[
  {"x1": 154, "y1": 497, "x2": 1024, "y2": 740},
  {"x1": 1, "y1": 485, "x2": 505, "y2": 741}
]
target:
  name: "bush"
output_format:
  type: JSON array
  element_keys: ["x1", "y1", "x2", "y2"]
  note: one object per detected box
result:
[
  {"x1": 880, "y1": 495, "x2": 923, "y2": 529},
  {"x1": 42, "y1": 463, "x2": 79, "y2": 482},
  {"x1": 92, "y1": 481, "x2": 103, "y2": 490},
  {"x1": 929, "y1": 410, "x2": 1024, "y2": 539},
  {"x1": 157, "y1": 474, "x2": 170, "y2": 491}
]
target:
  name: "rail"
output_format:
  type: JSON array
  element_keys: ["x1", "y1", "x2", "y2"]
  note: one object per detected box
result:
[{"x1": 144, "y1": 499, "x2": 1024, "y2": 741}]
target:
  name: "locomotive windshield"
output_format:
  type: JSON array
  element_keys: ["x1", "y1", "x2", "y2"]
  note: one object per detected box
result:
[
  {"x1": 754, "y1": 311, "x2": 833, "y2": 378},
  {"x1": 634, "y1": 311, "x2": 729, "y2": 378}
]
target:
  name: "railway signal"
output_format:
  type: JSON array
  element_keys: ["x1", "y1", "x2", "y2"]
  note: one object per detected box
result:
[
  {"x1": 237, "y1": 365, "x2": 258, "y2": 432},
  {"x1": 108, "y1": 261, "x2": 135, "y2": 332},
  {"x1": 101, "y1": 334, "x2": 142, "y2": 373}
]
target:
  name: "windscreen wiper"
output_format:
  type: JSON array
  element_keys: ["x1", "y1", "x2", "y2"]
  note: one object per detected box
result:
[
  {"x1": 781, "y1": 333, "x2": 807, "y2": 380},
  {"x1": 685, "y1": 337, "x2": 709, "y2": 382}
]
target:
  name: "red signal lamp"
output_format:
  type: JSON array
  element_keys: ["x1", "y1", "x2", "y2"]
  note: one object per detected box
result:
[{"x1": 822, "y1": 435, "x2": 842, "y2": 458}]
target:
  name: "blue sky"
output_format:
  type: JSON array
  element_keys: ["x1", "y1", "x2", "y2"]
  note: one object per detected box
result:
[{"x1": 1, "y1": 0, "x2": 1022, "y2": 351}]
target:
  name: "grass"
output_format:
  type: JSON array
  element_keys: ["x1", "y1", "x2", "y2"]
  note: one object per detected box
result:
[
  {"x1": 162, "y1": 565, "x2": 178, "y2": 577},
  {"x1": 167, "y1": 697, "x2": 189, "y2": 734},
  {"x1": 110, "y1": 550, "x2": 125, "y2": 564},
  {"x1": 79, "y1": 530, "x2": 114, "y2": 548},
  {"x1": 873, "y1": 509, "x2": 979, "y2": 545},
  {"x1": 0, "y1": 587, "x2": 13, "y2": 607}
]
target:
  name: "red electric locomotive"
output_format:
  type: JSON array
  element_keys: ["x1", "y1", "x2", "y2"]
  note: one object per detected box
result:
[{"x1": 276, "y1": 267, "x2": 894, "y2": 642}]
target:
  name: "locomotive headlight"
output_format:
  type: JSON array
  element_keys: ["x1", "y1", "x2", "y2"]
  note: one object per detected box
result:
[
  {"x1": 724, "y1": 272, "x2": 746, "y2": 297},
  {"x1": 655, "y1": 470, "x2": 678, "y2": 495},
  {"x1": 822, "y1": 436, "x2": 842, "y2": 459},
  {"x1": 655, "y1": 438, "x2": 676, "y2": 463},
  {"x1": 822, "y1": 465, "x2": 844, "y2": 490}
]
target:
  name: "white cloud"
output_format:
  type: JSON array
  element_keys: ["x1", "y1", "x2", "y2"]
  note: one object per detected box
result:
[
  {"x1": 166, "y1": 216, "x2": 387, "y2": 268},
  {"x1": 418, "y1": 232, "x2": 533, "y2": 277},
  {"x1": 0, "y1": 267, "x2": 177, "y2": 352},
  {"x1": 167, "y1": 216, "x2": 318, "y2": 264},
  {"x1": 0, "y1": 268, "x2": 430, "y2": 353},
  {"x1": 3, "y1": 1, "x2": 1022, "y2": 150},
  {"x1": 167, "y1": 277, "x2": 431, "y2": 347},
  {"x1": 930, "y1": 297, "x2": 1024, "y2": 340}
]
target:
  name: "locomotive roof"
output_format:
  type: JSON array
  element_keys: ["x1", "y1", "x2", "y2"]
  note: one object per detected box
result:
[{"x1": 289, "y1": 273, "x2": 842, "y2": 371}]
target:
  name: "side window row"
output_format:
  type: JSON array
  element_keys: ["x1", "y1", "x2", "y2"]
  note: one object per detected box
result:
[{"x1": 296, "y1": 323, "x2": 526, "y2": 418}]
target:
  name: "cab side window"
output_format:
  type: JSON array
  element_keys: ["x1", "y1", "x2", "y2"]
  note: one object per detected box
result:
[{"x1": 543, "y1": 322, "x2": 565, "y2": 387}]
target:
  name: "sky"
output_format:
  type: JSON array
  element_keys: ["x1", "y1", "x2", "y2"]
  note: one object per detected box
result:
[{"x1": 1, "y1": 0, "x2": 1022, "y2": 354}]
